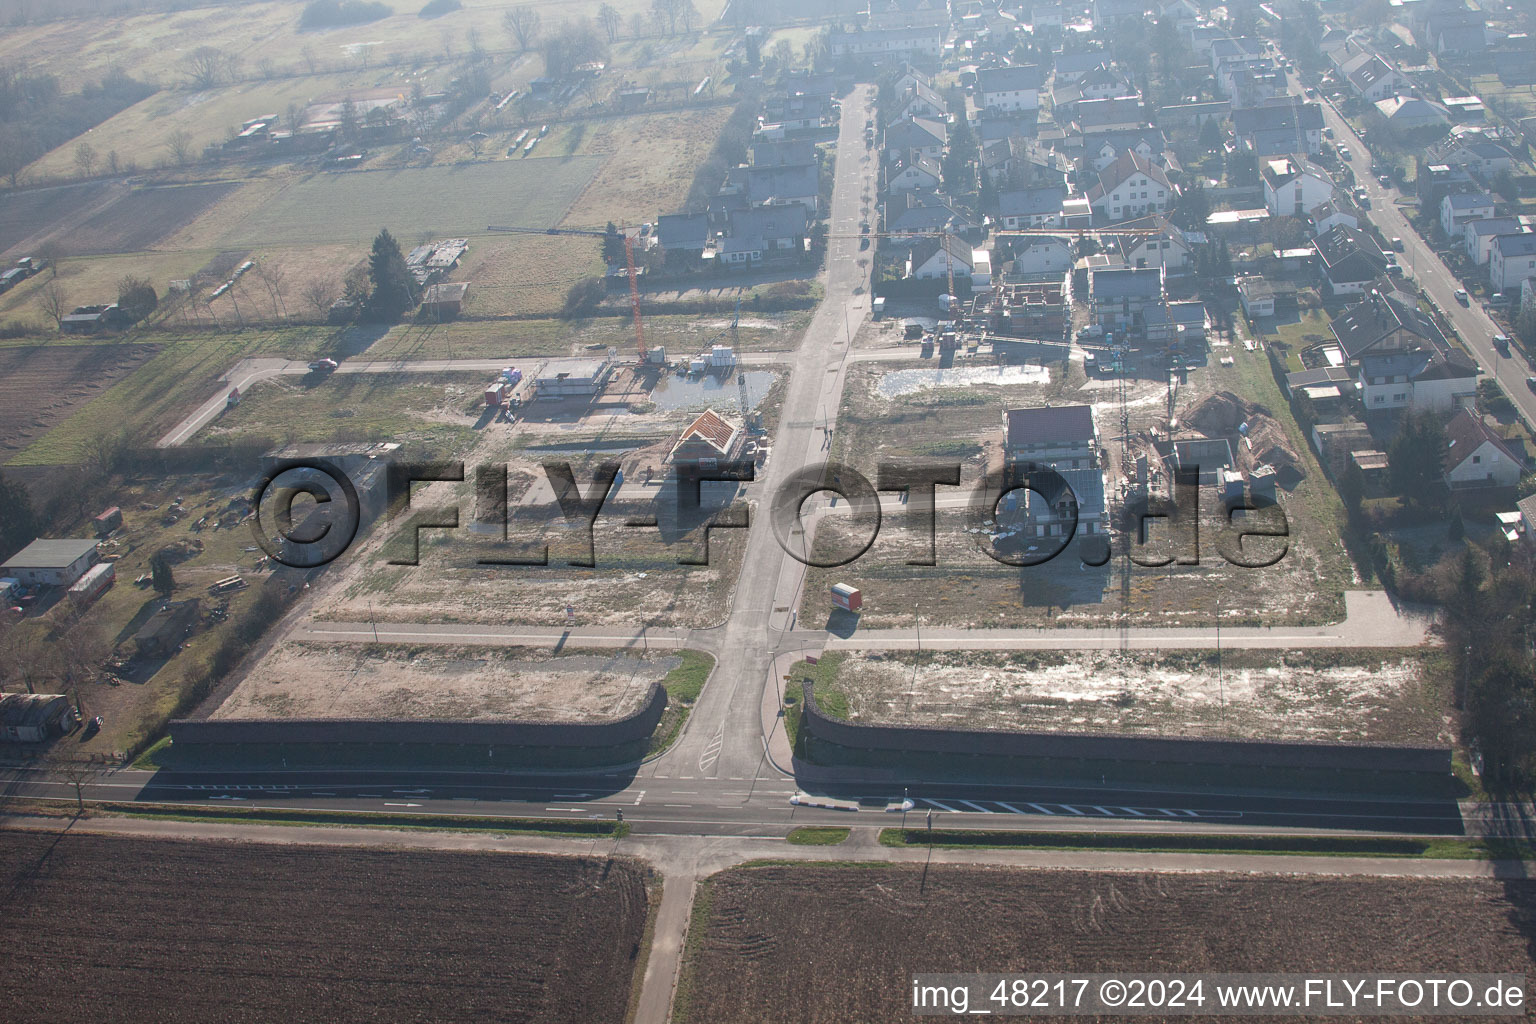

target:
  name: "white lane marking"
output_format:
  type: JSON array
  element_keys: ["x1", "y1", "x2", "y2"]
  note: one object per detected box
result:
[
  {"x1": 1027, "y1": 803, "x2": 1057, "y2": 815},
  {"x1": 1090, "y1": 806, "x2": 1116, "y2": 816},
  {"x1": 959, "y1": 800, "x2": 994, "y2": 813},
  {"x1": 543, "y1": 807, "x2": 583, "y2": 813},
  {"x1": 383, "y1": 802, "x2": 420, "y2": 807},
  {"x1": 1119, "y1": 806, "x2": 1148, "y2": 816},
  {"x1": 632, "y1": 790, "x2": 646, "y2": 805},
  {"x1": 923, "y1": 799, "x2": 960, "y2": 812},
  {"x1": 996, "y1": 802, "x2": 1026, "y2": 814},
  {"x1": 551, "y1": 793, "x2": 590, "y2": 800}
]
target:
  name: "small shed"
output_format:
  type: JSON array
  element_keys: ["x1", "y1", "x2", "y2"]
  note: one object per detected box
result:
[
  {"x1": 0, "y1": 693, "x2": 76, "y2": 742},
  {"x1": 419, "y1": 282, "x2": 468, "y2": 320},
  {"x1": 830, "y1": 583, "x2": 862, "y2": 612},
  {"x1": 93, "y1": 506, "x2": 123, "y2": 537},
  {"x1": 135, "y1": 599, "x2": 202, "y2": 658}
]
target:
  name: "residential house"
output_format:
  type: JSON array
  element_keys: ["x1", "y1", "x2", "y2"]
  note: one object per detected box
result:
[
  {"x1": 1262, "y1": 155, "x2": 1334, "y2": 218},
  {"x1": 887, "y1": 151, "x2": 943, "y2": 192},
  {"x1": 727, "y1": 204, "x2": 808, "y2": 255},
  {"x1": 1464, "y1": 219, "x2": 1525, "y2": 265},
  {"x1": 1439, "y1": 191, "x2": 1495, "y2": 237},
  {"x1": 998, "y1": 186, "x2": 1067, "y2": 229},
  {"x1": 987, "y1": 136, "x2": 1072, "y2": 185},
  {"x1": 1001, "y1": 404, "x2": 1103, "y2": 533},
  {"x1": 1444, "y1": 408, "x2": 1522, "y2": 490},
  {"x1": 670, "y1": 408, "x2": 743, "y2": 467},
  {"x1": 1328, "y1": 286, "x2": 1445, "y2": 362},
  {"x1": 829, "y1": 25, "x2": 944, "y2": 59},
  {"x1": 751, "y1": 139, "x2": 818, "y2": 167},
  {"x1": 1090, "y1": 266, "x2": 1164, "y2": 331},
  {"x1": 978, "y1": 64, "x2": 1046, "y2": 112},
  {"x1": 1078, "y1": 64, "x2": 1136, "y2": 102},
  {"x1": 1423, "y1": 10, "x2": 1486, "y2": 56},
  {"x1": 1308, "y1": 195, "x2": 1362, "y2": 238},
  {"x1": 1092, "y1": 0, "x2": 1146, "y2": 29},
  {"x1": 1359, "y1": 350, "x2": 1477, "y2": 412},
  {"x1": 744, "y1": 162, "x2": 820, "y2": 213},
  {"x1": 894, "y1": 79, "x2": 947, "y2": 120},
  {"x1": 1028, "y1": 1, "x2": 1068, "y2": 29},
  {"x1": 907, "y1": 234, "x2": 975, "y2": 283},
  {"x1": 1342, "y1": 53, "x2": 1411, "y2": 102},
  {"x1": 1080, "y1": 127, "x2": 1169, "y2": 173},
  {"x1": 1051, "y1": 51, "x2": 1112, "y2": 83},
  {"x1": 1373, "y1": 95, "x2": 1450, "y2": 131},
  {"x1": 658, "y1": 213, "x2": 710, "y2": 255},
  {"x1": 1086, "y1": 150, "x2": 1172, "y2": 222},
  {"x1": 1233, "y1": 99, "x2": 1325, "y2": 156},
  {"x1": 1116, "y1": 214, "x2": 1195, "y2": 271},
  {"x1": 1313, "y1": 223, "x2": 1389, "y2": 296},
  {"x1": 1430, "y1": 136, "x2": 1516, "y2": 179},
  {"x1": 1075, "y1": 97, "x2": 1149, "y2": 133},
  {"x1": 885, "y1": 192, "x2": 976, "y2": 238},
  {"x1": 1005, "y1": 235, "x2": 1074, "y2": 276},
  {"x1": 1491, "y1": 233, "x2": 1536, "y2": 293},
  {"x1": 1222, "y1": 61, "x2": 1288, "y2": 107},
  {"x1": 1209, "y1": 36, "x2": 1267, "y2": 75},
  {"x1": 884, "y1": 116, "x2": 948, "y2": 161}
]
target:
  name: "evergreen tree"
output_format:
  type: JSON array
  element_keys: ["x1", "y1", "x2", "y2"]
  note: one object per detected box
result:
[
  {"x1": 150, "y1": 553, "x2": 174, "y2": 596},
  {"x1": 602, "y1": 222, "x2": 625, "y2": 266},
  {"x1": 364, "y1": 228, "x2": 418, "y2": 321},
  {"x1": 978, "y1": 168, "x2": 997, "y2": 215},
  {"x1": 0, "y1": 469, "x2": 38, "y2": 562},
  {"x1": 1388, "y1": 412, "x2": 1448, "y2": 503}
]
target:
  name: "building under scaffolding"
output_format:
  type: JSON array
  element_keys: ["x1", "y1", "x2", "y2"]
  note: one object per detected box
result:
[{"x1": 974, "y1": 276, "x2": 1070, "y2": 339}]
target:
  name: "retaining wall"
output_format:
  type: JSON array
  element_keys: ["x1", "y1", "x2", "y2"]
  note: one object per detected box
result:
[
  {"x1": 800, "y1": 682, "x2": 1450, "y2": 774},
  {"x1": 171, "y1": 683, "x2": 667, "y2": 749}
]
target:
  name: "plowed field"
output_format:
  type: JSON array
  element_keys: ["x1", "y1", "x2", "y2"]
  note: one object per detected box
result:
[
  {"x1": 1, "y1": 830, "x2": 650, "y2": 1024},
  {"x1": 0, "y1": 344, "x2": 158, "y2": 456},
  {"x1": 677, "y1": 865, "x2": 1536, "y2": 1023}
]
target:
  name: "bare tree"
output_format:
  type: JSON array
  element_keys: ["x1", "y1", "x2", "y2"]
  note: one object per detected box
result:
[
  {"x1": 466, "y1": 26, "x2": 484, "y2": 60},
  {"x1": 105, "y1": 149, "x2": 121, "y2": 175},
  {"x1": 300, "y1": 44, "x2": 318, "y2": 74},
  {"x1": 54, "y1": 759, "x2": 103, "y2": 814},
  {"x1": 39, "y1": 279, "x2": 68, "y2": 328},
  {"x1": 285, "y1": 101, "x2": 305, "y2": 134},
  {"x1": 679, "y1": 0, "x2": 699, "y2": 32},
  {"x1": 184, "y1": 46, "x2": 235, "y2": 89},
  {"x1": 598, "y1": 2, "x2": 621, "y2": 42},
  {"x1": 440, "y1": 28, "x2": 456, "y2": 59},
  {"x1": 302, "y1": 277, "x2": 341, "y2": 317},
  {"x1": 652, "y1": 0, "x2": 678, "y2": 35},
  {"x1": 73, "y1": 142, "x2": 98, "y2": 178},
  {"x1": 502, "y1": 5, "x2": 542, "y2": 51},
  {"x1": 258, "y1": 57, "x2": 277, "y2": 80},
  {"x1": 165, "y1": 129, "x2": 196, "y2": 167},
  {"x1": 252, "y1": 260, "x2": 289, "y2": 318}
]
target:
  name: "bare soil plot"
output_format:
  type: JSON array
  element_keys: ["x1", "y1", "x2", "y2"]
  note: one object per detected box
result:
[
  {"x1": 454, "y1": 232, "x2": 606, "y2": 318},
  {"x1": 0, "y1": 344, "x2": 159, "y2": 455},
  {"x1": 51, "y1": 183, "x2": 241, "y2": 256},
  {"x1": 806, "y1": 648, "x2": 1448, "y2": 745},
  {"x1": 0, "y1": 830, "x2": 649, "y2": 1024},
  {"x1": 0, "y1": 182, "x2": 111, "y2": 254},
  {"x1": 219, "y1": 158, "x2": 604, "y2": 246},
  {"x1": 677, "y1": 865, "x2": 1536, "y2": 1024},
  {"x1": 215, "y1": 642, "x2": 682, "y2": 720}
]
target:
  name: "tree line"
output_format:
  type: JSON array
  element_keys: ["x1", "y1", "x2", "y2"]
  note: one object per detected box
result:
[{"x1": 0, "y1": 65, "x2": 155, "y2": 188}]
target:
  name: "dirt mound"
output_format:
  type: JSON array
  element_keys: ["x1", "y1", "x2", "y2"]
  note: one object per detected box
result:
[{"x1": 1185, "y1": 392, "x2": 1303, "y2": 478}]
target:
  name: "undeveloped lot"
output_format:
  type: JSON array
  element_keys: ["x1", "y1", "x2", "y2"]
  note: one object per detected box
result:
[
  {"x1": 808, "y1": 648, "x2": 1447, "y2": 744},
  {"x1": 0, "y1": 182, "x2": 111, "y2": 254},
  {"x1": 560, "y1": 107, "x2": 736, "y2": 228},
  {"x1": 216, "y1": 643, "x2": 682, "y2": 721},
  {"x1": 0, "y1": 344, "x2": 159, "y2": 455},
  {"x1": 0, "y1": 830, "x2": 649, "y2": 1024},
  {"x1": 220, "y1": 159, "x2": 604, "y2": 246},
  {"x1": 677, "y1": 865, "x2": 1536, "y2": 1024}
]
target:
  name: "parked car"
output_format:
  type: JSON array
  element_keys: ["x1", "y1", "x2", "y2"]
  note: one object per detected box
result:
[
  {"x1": 1391, "y1": 237, "x2": 1404, "y2": 252},
  {"x1": 1454, "y1": 289, "x2": 1469, "y2": 305},
  {"x1": 1339, "y1": 146, "x2": 1352, "y2": 160},
  {"x1": 1378, "y1": 174, "x2": 1392, "y2": 186},
  {"x1": 1526, "y1": 376, "x2": 1536, "y2": 393},
  {"x1": 1494, "y1": 334, "x2": 1512, "y2": 355},
  {"x1": 308, "y1": 358, "x2": 339, "y2": 372},
  {"x1": 1323, "y1": 126, "x2": 1334, "y2": 139}
]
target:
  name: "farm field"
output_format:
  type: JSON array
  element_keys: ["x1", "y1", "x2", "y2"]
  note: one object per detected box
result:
[
  {"x1": 0, "y1": 830, "x2": 651, "y2": 1024},
  {"x1": 0, "y1": 250, "x2": 212, "y2": 326},
  {"x1": 676, "y1": 865, "x2": 1536, "y2": 1024},
  {"x1": 559, "y1": 106, "x2": 736, "y2": 227},
  {"x1": 214, "y1": 643, "x2": 687, "y2": 720},
  {"x1": 203, "y1": 370, "x2": 486, "y2": 451},
  {"x1": 0, "y1": 0, "x2": 727, "y2": 87},
  {"x1": 51, "y1": 182, "x2": 242, "y2": 255},
  {"x1": 0, "y1": 181, "x2": 113, "y2": 253},
  {"x1": 218, "y1": 158, "x2": 604, "y2": 246},
  {"x1": 796, "y1": 648, "x2": 1448, "y2": 745},
  {"x1": 0, "y1": 344, "x2": 160, "y2": 456},
  {"x1": 9, "y1": 327, "x2": 334, "y2": 466}
]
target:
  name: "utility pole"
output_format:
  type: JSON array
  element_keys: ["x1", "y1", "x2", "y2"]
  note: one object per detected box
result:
[{"x1": 1216, "y1": 595, "x2": 1224, "y2": 718}]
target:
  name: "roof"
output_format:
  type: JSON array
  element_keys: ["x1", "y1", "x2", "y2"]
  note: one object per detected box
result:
[
  {"x1": 1445, "y1": 408, "x2": 1521, "y2": 470},
  {"x1": 1086, "y1": 149, "x2": 1170, "y2": 203},
  {"x1": 885, "y1": 115, "x2": 947, "y2": 147},
  {"x1": 1232, "y1": 100, "x2": 1323, "y2": 138},
  {"x1": 751, "y1": 139, "x2": 817, "y2": 166},
  {"x1": 2, "y1": 538, "x2": 97, "y2": 570},
  {"x1": 1262, "y1": 155, "x2": 1331, "y2": 190},
  {"x1": 729, "y1": 204, "x2": 808, "y2": 240},
  {"x1": 1347, "y1": 55, "x2": 1399, "y2": 91},
  {"x1": 1053, "y1": 52, "x2": 1111, "y2": 76},
  {"x1": 1374, "y1": 95, "x2": 1448, "y2": 123},
  {"x1": 1493, "y1": 233, "x2": 1536, "y2": 259},
  {"x1": 0, "y1": 693, "x2": 70, "y2": 729},
  {"x1": 658, "y1": 213, "x2": 710, "y2": 249},
  {"x1": 745, "y1": 162, "x2": 819, "y2": 203},
  {"x1": 1286, "y1": 366, "x2": 1354, "y2": 389},
  {"x1": 998, "y1": 186, "x2": 1066, "y2": 218},
  {"x1": 979, "y1": 64, "x2": 1046, "y2": 93},
  {"x1": 909, "y1": 233, "x2": 974, "y2": 272},
  {"x1": 1313, "y1": 223, "x2": 1386, "y2": 279},
  {"x1": 1328, "y1": 287, "x2": 1444, "y2": 359},
  {"x1": 1443, "y1": 191, "x2": 1495, "y2": 211},
  {"x1": 1004, "y1": 405, "x2": 1096, "y2": 448},
  {"x1": 671, "y1": 408, "x2": 740, "y2": 459},
  {"x1": 1091, "y1": 266, "x2": 1163, "y2": 300},
  {"x1": 1465, "y1": 218, "x2": 1523, "y2": 238},
  {"x1": 420, "y1": 282, "x2": 468, "y2": 303},
  {"x1": 1076, "y1": 96, "x2": 1147, "y2": 129}
]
